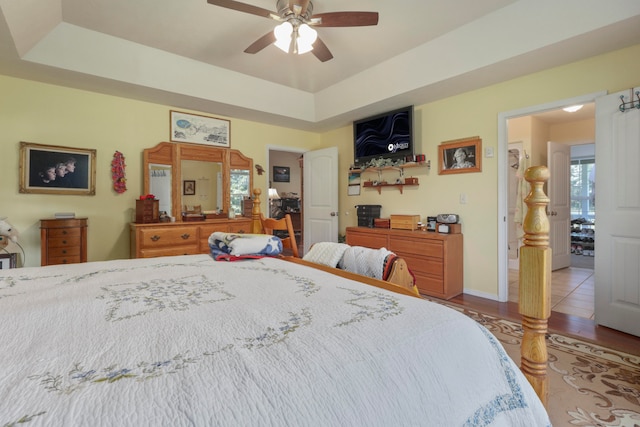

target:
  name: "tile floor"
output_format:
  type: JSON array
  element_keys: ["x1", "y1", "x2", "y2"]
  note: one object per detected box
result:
[{"x1": 509, "y1": 266, "x2": 595, "y2": 320}]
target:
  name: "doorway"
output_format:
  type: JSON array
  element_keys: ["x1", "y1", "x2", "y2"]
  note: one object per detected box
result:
[
  {"x1": 268, "y1": 147, "x2": 305, "y2": 254},
  {"x1": 505, "y1": 109, "x2": 595, "y2": 319},
  {"x1": 498, "y1": 92, "x2": 603, "y2": 308}
]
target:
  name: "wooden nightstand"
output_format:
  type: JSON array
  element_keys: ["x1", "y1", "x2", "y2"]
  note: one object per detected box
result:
[{"x1": 40, "y1": 218, "x2": 88, "y2": 266}]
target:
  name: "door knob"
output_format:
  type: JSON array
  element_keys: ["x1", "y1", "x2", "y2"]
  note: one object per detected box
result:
[{"x1": 330, "y1": 211, "x2": 339, "y2": 217}]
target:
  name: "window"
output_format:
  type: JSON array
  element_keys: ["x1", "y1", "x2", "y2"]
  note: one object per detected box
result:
[
  {"x1": 570, "y1": 158, "x2": 595, "y2": 220},
  {"x1": 230, "y1": 169, "x2": 250, "y2": 214}
]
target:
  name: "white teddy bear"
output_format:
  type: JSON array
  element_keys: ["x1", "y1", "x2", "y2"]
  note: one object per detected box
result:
[{"x1": 0, "y1": 217, "x2": 19, "y2": 242}]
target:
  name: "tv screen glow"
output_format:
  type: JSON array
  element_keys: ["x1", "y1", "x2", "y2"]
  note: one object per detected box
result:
[{"x1": 353, "y1": 106, "x2": 414, "y2": 166}]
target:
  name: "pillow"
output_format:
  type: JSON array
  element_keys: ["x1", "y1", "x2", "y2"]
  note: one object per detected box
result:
[{"x1": 302, "y1": 242, "x2": 350, "y2": 267}]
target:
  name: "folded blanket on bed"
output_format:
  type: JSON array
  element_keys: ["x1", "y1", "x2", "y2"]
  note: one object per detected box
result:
[
  {"x1": 302, "y1": 242, "x2": 350, "y2": 267},
  {"x1": 338, "y1": 246, "x2": 394, "y2": 280},
  {"x1": 208, "y1": 232, "x2": 282, "y2": 261}
]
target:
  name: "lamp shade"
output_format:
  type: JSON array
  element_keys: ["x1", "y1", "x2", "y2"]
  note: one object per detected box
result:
[
  {"x1": 268, "y1": 188, "x2": 281, "y2": 200},
  {"x1": 297, "y1": 24, "x2": 317, "y2": 54}
]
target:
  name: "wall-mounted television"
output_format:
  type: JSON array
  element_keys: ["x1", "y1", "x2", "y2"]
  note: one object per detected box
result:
[{"x1": 353, "y1": 105, "x2": 414, "y2": 167}]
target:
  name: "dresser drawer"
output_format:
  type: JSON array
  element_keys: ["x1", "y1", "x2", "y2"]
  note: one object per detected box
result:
[
  {"x1": 47, "y1": 228, "x2": 81, "y2": 238},
  {"x1": 413, "y1": 273, "x2": 445, "y2": 297},
  {"x1": 48, "y1": 255, "x2": 82, "y2": 265},
  {"x1": 140, "y1": 246, "x2": 201, "y2": 258},
  {"x1": 346, "y1": 232, "x2": 388, "y2": 249},
  {"x1": 138, "y1": 227, "x2": 198, "y2": 249},
  {"x1": 47, "y1": 236, "x2": 81, "y2": 248},
  {"x1": 228, "y1": 220, "x2": 252, "y2": 234},
  {"x1": 389, "y1": 238, "x2": 443, "y2": 259},
  {"x1": 398, "y1": 253, "x2": 443, "y2": 278},
  {"x1": 47, "y1": 246, "x2": 81, "y2": 257}
]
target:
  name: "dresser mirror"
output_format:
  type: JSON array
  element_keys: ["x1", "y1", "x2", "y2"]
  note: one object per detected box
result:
[{"x1": 143, "y1": 142, "x2": 253, "y2": 220}]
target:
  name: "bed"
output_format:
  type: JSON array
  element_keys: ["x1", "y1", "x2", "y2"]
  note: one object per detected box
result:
[{"x1": 0, "y1": 167, "x2": 552, "y2": 426}]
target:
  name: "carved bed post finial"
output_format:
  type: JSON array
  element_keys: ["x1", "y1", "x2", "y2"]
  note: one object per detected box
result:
[
  {"x1": 519, "y1": 165, "x2": 551, "y2": 408},
  {"x1": 251, "y1": 188, "x2": 263, "y2": 234}
]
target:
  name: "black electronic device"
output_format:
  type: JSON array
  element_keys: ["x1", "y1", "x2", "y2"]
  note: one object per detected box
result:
[{"x1": 353, "y1": 106, "x2": 414, "y2": 166}]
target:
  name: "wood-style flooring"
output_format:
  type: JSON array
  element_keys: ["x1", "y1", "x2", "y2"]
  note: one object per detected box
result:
[{"x1": 446, "y1": 267, "x2": 640, "y2": 357}]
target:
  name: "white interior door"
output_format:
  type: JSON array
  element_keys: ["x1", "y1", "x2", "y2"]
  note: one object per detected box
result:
[
  {"x1": 303, "y1": 147, "x2": 339, "y2": 254},
  {"x1": 595, "y1": 88, "x2": 640, "y2": 337},
  {"x1": 547, "y1": 141, "x2": 571, "y2": 270}
]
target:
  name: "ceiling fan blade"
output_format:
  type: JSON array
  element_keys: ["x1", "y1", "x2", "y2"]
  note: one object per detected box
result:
[
  {"x1": 207, "y1": 0, "x2": 275, "y2": 19},
  {"x1": 311, "y1": 37, "x2": 333, "y2": 62},
  {"x1": 311, "y1": 11, "x2": 379, "y2": 27},
  {"x1": 244, "y1": 31, "x2": 277, "y2": 54}
]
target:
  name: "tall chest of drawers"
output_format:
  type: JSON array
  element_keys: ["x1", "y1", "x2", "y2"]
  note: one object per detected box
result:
[
  {"x1": 40, "y1": 218, "x2": 88, "y2": 266},
  {"x1": 346, "y1": 227, "x2": 463, "y2": 299}
]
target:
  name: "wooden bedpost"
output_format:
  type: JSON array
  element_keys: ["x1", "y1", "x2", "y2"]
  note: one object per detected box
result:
[
  {"x1": 251, "y1": 188, "x2": 263, "y2": 234},
  {"x1": 519, "y1": 165, "x2": 551, "y2": 407}
]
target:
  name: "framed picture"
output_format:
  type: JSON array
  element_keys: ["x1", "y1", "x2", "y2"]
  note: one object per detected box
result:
[
  {"x1": 0, "y1": 253, "x2": 17, "y2": 269},
  {"x1": 273, "y1": 166, "x2": 290, "y2": 183},
  {"x1": 170, "y1": 110, "x2": 230, "y2": 147},
  {"x1": 183, "y1": 180, "x2": 196, "y2": 195},
  {"x1": 19, "y1": 141, "x2": 97, "y2": 195},
  {"x1": 438, "y1": 137, "x2": 482, "y2": 175}
]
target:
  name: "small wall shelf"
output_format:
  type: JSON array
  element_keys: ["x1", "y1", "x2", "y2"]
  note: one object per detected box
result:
[{"x1": 354, "y1": 162, "x2": 428, "y2": 194}]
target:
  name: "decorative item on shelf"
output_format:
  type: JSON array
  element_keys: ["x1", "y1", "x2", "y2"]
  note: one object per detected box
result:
[
  {"x1": 111, "y1": 151, "x2": 127, "y2": 194},
  {"x1": 405, "y1": 177, "x2": 418, "y2": 185},
  {"x1": 136, "y1": 194, "x2": 159, "y2": 224}
]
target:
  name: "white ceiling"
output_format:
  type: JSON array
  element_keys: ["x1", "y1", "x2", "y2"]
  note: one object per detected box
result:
[{"x1": 0, "y1": 0, "x2": 639, "y2": 131}]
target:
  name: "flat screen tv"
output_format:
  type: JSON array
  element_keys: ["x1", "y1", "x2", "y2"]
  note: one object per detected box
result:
[{"x1": 353, "y1": 105, "x2": 414, "y2": 167}]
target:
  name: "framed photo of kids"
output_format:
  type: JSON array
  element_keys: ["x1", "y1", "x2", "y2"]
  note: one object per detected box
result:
[{"x1": 19, "y1": 141, "x2": 97, "y2": 195}]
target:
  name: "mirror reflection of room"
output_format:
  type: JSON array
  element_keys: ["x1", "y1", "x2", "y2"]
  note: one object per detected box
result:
[{"x1": 181, "y1": 160, "x2": 222, "y2": 214}]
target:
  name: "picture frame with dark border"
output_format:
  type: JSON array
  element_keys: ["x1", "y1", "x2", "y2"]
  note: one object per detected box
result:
[
  {"x1": 19, "y1": 141, "x2": 97, "y2": 195},
  {"x1": 438, "y1": 137, "x2": 482, "y2": 175},
  {"x1": 0, "y1": 253, "x2": 17, "y2": 269},
  {"x1": 170, "y1": 110, "x2": 230, "y2": 147},
  {"x1": 273, "y1": 166, "x2": 290, "y2": 183},
  {"x1": 183, "y1": 180, "x2": 196, "y2": 195}
]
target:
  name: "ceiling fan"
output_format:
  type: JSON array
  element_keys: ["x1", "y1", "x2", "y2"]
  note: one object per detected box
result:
[{"x1": 207, "y1": 0, "x2": 379, "y2": 62}]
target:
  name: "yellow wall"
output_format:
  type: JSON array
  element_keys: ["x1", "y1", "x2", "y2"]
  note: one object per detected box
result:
[
  {"x1": 329, "y1": 43, "x2": 639, "y2": 298},
  {"x1": 0, "y1": 79, "x2": 320, "y2": 266},
  {"x1": 2, "y1": 43, "x2": 638, "y2": 299}
]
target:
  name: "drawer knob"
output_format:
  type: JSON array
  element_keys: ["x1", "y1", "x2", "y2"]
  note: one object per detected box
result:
[
  {"x1": 62, "y1": 230, "x2": 68, "y2": 235},
  {"x1": 62, "y1": 250, "x2": 67, "y2": 254},
  {"x1": 150, "y1": 235, "x2": 161, "y2": 241},
  {"x1": 181, "y1": 233, "x2": 190, "y2": 240},
  {"x1": 62, "y1": 240, "x2": 67, "y2": 244}
]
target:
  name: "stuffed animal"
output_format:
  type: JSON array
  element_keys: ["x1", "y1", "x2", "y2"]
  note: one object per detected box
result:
[{"x1": 0, "y1": 217, "x2": 19, "y2": 242}]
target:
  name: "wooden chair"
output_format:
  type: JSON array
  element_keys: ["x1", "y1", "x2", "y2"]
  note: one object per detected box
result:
[{"x1": 259, "y1": 213, "x2": 300, "y2": 258}]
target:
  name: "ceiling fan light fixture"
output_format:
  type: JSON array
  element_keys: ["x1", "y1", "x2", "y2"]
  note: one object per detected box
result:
[
  {"x1": 296, "y1": 23, "x2": 317, "y2": 54},
  {"x1": 274, "y1": 21, "x2": 293, "y2": 52}
]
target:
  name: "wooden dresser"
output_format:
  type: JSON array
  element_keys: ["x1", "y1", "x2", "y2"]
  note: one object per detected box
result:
[
  {"x1": 130, "y1": 218, "x2": 253, "y2": 258},
  {"x1": 346, "y1": 227, "x2": 463, "y2": 299},
  {"x1": 40, "y1": 218, "x2": 88, "y2": 266}
]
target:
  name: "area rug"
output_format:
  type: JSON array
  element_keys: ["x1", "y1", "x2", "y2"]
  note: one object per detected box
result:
[{"x1": 438, "y1": 302, "x2": 640, "y2": 426}]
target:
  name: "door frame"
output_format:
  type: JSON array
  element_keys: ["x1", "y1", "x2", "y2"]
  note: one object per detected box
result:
[
  {"x1": 496, "y1": 91, "x2": 605, "y2": 302},
  {"x1": 266, "y1": 144, "x2": 306, "y2": 212}
]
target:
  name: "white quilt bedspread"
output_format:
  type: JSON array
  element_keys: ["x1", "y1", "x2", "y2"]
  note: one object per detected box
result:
[{"x1": 0, "y1": 255, "x2": 550, "y2": 426}]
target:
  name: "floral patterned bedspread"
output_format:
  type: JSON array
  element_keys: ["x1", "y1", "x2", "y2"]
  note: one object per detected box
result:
[{"x1": 0, "y1": 255, "x2": 550, "y2": 426}]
